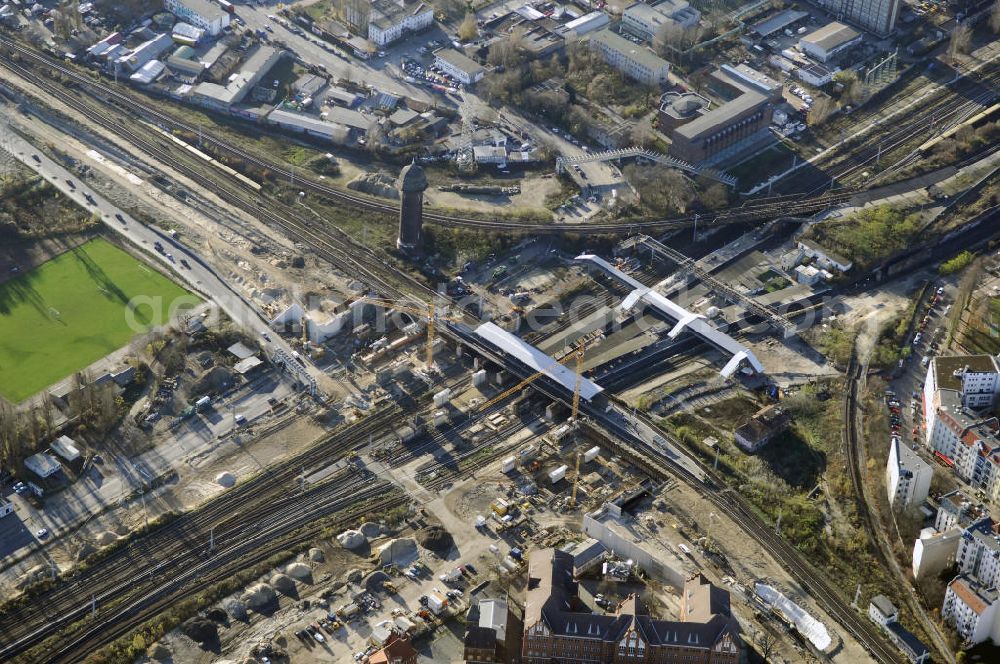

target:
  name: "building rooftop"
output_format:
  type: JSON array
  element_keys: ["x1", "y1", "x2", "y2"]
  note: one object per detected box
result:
[
  {"x1": 370, "y1": 0, "x2": 430, "y2": 30},
  {"x1": 589, "y1": 29, "x2": 669, "y2": 72},
  {"x1": 891, "y1": 438, "x2": 928, "y2": 475},
  {"x1": 660, "y1": 91, "x2": 710, "y2": 120},
  {"x1": 801, "y1": 22, "x2": 861, "y2": 52},
  {"x1": 227, "y1": 341, "x2": 256, "y2": 359},
  {"x1": 171, "y1": 0, "x2": 226, "y2": 22},
  {"x1": 50, "y1": 435, "x2": 81, "y2": 462},
  {"x1": 934, "y1": 355, "x2": 1000, "y2": 392},
  {"x1": 949, "y1": 575, "x2": 997, "y2": 615},
  {"x1": 720, "y1": 63, "x2": 781, "y2": 95},
  {"x1": 479, "y1": 598, "x2": 508, "y2": 642},
  {"x1": 563, "y1": 537, "x2": 607, "y2": 570},
  {"x1": 886, "y1": 622, "x2": 930, "y2": 660},
  {"x1": 673, "y1": 90, "x2": 768, "y2": 140},
  {"x1": 434, "y1": 48, "x2": 485, "y2": 77},
  {"x1": 752, "y1": 9, "x2": 808, "y2": 37},
  {"x1": 398, "y1": 160, "x2": 428, "y2": 192},
  {"x1": 524, "y1": 548, "x2": 741, "y2": 652},
  {"x1": 192, "y1": 45, "x2": 278, "y2": 105},
  {"x1": 735, "y1": 405, "x2": 789, "y2": 445},
  {"x1": 870, "y1": 594, "x2": 897, "y2": 617}
]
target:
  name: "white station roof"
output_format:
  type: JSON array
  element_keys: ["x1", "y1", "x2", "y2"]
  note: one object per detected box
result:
[
  {"x1": 577, "y1": 254, "x2": 764, "y2": 377},
  {"x1": 474, "y1": 322, "x2": 604, "y2": 401}
]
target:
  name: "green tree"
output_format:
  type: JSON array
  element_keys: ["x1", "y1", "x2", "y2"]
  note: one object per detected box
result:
[{"x1": 940, "y1": 251, "x2": 974, "y2": 275}]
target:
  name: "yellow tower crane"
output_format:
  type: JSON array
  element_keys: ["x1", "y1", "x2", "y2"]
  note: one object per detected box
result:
[
  {"x1": 358, "y1": 298, "x2": 466, "y2": 369},
  {"x1": 477, "y1": 341, "x2": 589, "y2": 413}
]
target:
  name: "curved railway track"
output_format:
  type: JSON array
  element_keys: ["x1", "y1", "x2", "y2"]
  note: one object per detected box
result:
[
  {"x1": 0, "y1": 35, "x2": 943, "y2": 664},
  {"x1": 0, "y1": 40, "x2": 856, "y2": 234}
]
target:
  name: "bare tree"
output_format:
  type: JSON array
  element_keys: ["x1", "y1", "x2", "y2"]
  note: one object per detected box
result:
[
  {"x1": 807, "y1": 96, "x2": 837, "y2": 126},
  {"x1": 948, "y1": 24, "x2": 972, "y2": 59},
  {"x1": 457, "y1": 13, "x2": 478, "y2": 42},
  {"x1": 756, "y1": 630, "x2": 778, "y2": 661}
]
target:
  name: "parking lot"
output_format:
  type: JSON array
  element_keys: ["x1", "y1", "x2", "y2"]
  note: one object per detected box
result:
[{"x1": 888, "y1": 282, "x2": 954, "y2": 462}]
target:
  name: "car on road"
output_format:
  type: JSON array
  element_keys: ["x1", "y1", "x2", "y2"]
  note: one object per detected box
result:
[
  {"x1": 115, "y1": 212, "x2": 126, "y2": 224},
  {"x1": 36, "y1": 528, "x2": 49, "y2": 539},
  {"x1": 180, "y1": 258, "x2": 190, "y2": 269},
  {"x1": 31, "y1": 154, "x2": 40, "y2": 163},
  {"x1": 65, "y1": 179, "x2": 74, "y2": 189},
  {"x1": 166, "y1": 253, "x2": 174, "y2": 262}
]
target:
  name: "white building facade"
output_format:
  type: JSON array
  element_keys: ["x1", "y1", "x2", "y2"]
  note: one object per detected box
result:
[
  {"x1": 368, "y1": 0, "x2": 433, "y2": 47},
  {"x1": 942, "y1": 575, "x2": 1000, "y2": 645},
  {"x1": 164, "y1": 0, "x2": 231, "y2": 36},
  {"x1": 589, "y1": 29, "x2": 670, "y2": 86},
  {"x1": 886, "y1": 438, "x2": 932, "y2": 510}
]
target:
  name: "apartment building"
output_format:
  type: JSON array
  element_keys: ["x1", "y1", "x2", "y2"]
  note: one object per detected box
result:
[
  {"x1": 942, "y1": 575, "x2": 1000, "y2": 645},
  {"x1": 886, "y1": 438, "x2": 932, "y2": 510},
  {"x1": 364, "y1": 0, "x2": 434, "y2": 47},
  {"x1": 913, "y1": 491, "x2": 987, "y2": 579},
  {"x1": 588, "y1": 29, "x2": 670, "y2": 86},
  {"x1": 621, "y1": 0, "x2": 701, "y2": 42},
  {"x1": 521, "y1": 549, "x2": 741, "y2": 664},
  {"x1": 956, "y1": 518, "x2": 1000, "y2": 588},
  {"x1": 813, "y1": 0, "x2": 900, "y2": 36},
  {"x1": 164, "y1": 0, "x2": 231, "y2": 36},
  {"x1": 924, "y1": 355, "x2": 1000, "y2": 448}
]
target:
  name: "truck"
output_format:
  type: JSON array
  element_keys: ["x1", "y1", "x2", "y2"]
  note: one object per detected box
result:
[{"x1": 194, "y1": 395, "x2": 211, "y2": 412}]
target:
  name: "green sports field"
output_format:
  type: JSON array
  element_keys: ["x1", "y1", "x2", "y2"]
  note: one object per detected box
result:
[{"x1": 0, "y1": 238, "x2": 198, "y2": 402}]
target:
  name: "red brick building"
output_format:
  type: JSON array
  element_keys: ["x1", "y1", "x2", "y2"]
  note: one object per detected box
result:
[{"x1": 521, "y1": 549, "x2": 741, "y2": 664}]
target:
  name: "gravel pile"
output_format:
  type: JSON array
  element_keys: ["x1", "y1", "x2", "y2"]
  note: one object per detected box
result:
[{"x1": 241, "y1": 583, "x2": 276, "y2": 612}]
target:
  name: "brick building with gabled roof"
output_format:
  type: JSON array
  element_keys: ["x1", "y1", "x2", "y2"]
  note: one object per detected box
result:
[{"x1": 521, "y1": 549, "x2": 741, "y2": 663}]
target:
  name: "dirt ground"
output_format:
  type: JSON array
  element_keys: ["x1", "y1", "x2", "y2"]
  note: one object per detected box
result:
[{"x1": 424, "y1": 174, "x2": 559, "y2": 216}]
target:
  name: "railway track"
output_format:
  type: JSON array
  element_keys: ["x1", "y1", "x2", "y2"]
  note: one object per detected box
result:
[
  {"x1": 40, "y1": 484, "x2": 405, "y2": 664},
  {"x1": 783, "y1": 62, "x2": 1000, "y2": 195},
  {"x1": 0, "y1": 40, "x2": 855, "y2": 234},
  {"x1": 0, "y1": 36, "x2": 934, "y2": 664},
  {"x1": 0, "y1": 404, "x2": 405, "y2": 660},
  {"x1": 843, "y1": 355, "x2": 954, "y2": 663}
]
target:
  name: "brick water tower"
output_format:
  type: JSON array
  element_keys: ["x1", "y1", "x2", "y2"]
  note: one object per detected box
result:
[{"x1": 396, "y1": 159, "x2": 427, "y2": 255}]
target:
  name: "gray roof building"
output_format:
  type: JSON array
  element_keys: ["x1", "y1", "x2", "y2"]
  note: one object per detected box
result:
[{"x1": 25, "y1": 452, "x2": 62, "y2": 479}]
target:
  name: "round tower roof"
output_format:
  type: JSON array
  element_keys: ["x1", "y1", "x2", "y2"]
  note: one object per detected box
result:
[{"x1": 399, "y1": 161, "x2": 428, "y2": 193}]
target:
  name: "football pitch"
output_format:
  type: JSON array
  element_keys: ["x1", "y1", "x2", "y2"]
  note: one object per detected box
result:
[{"x1": 0, "y1": 238, "x2": 198, "y2": 402}]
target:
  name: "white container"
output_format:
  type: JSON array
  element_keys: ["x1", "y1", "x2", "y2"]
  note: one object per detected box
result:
[
  {"x1": 433, "y1": 410, "x2": 449, "y2": 427},
  {"x1": 475, "y1": 515, "x2": 487, "y2": 528},
  {"x1": 433, "y1": 388, "x2": 452, "y2": 407},
  {"x1": 548, "y1": 465, "x2": 568, "y2": 484},
  {"x1": 583, "y1": 446, "x2": 600, "y2": 463},
  {"x1": 501, "y1": 456, "x2": 516, "y2": 473},
  {"x1": 428, "y1": 592, "x2": 447, "y2": 614},
  {"x1": 473, "y1": 369, "x2": 487, "y2": 387}
]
